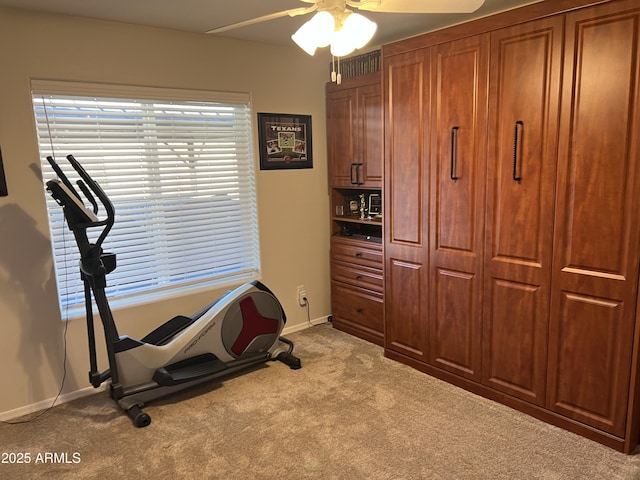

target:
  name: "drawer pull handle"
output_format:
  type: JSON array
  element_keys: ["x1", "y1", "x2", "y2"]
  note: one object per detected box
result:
[
  {"x1": 356, "y1": 308, "x2": 363, "y2": 314},
  {"x1": 356, "y1": 275, "x2": 363, "y2": 280},
  {"x1": 355, "y1": 252, "x2": 362, "y2": 257}
]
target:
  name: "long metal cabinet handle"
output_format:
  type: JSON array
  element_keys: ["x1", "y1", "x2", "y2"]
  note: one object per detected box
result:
[
  {"x1": 513, "y1": 120, "x2": 523, "y2": 182},
  {"x1": 450, "y1": 126, "x2": 459, "y2": 181}
]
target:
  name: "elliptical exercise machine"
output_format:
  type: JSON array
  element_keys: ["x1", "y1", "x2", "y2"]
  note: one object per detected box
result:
[{"x1": 45, "y1": 155, "x2": 301, "y2": 427}]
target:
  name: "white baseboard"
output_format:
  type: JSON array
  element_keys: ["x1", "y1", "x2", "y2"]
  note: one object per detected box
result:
[
  {"x1": 1, "y1": 317, "x2": 328, "y2": 422},
  {"x1": 0, "y1": 384, "x2": 107, "y2": 422},
  {"x1": 282, "y1": 315, "x2": 330, "y2": 335}
]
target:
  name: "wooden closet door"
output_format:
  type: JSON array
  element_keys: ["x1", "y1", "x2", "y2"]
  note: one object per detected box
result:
[
  {"x1": 482, "y1": 17, "x2": 563, "y2": 405},
  {"x1": 384, "y1": 48, "x2": 431, "y2": 362},
  {"x1": 547, "y1": 0, "x2": 640, "y2": 437},
  {"x1": 429, "y1": 35, "x2": 489, "y2": 380}
]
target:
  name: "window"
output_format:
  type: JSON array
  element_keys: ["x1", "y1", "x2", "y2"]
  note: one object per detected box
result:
[{"x1": 32, "y1": 80, "x2": 260, "y2": 319}]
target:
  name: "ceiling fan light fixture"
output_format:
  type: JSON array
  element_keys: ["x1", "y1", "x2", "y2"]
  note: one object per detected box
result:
[
  {"x1": 311, "y1": 11, "x2": 335, "y2": 47},
  {"x1": 342, "y1": 12, "x2": 377, "y2": 49},
  {"x1": 291, "y1": 30, "x2": 318, "y2": 55},
  {"x1": 292, "y1": 8, "x2": 376, "y2": 57},
  {"x1": 329, "y1": 12, "x2": 376, "y2": 57},
  {"x1": 291, "y1": 10, "x2": 335, "y2": 55},
  {"x1": 329, "y1": 28, "x2": 356, "y2": 57}
]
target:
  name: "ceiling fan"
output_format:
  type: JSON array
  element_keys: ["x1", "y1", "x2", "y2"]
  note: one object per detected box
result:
[
  {"x1": 206, "y1": 0, "x2": 485, "y2": 82},
  {"x1": 206, "y1": 1, "x2": 486, "y2": 34}
]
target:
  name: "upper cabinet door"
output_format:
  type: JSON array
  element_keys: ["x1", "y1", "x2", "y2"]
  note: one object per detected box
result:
[
  {"x1": 548, "y1": 0, "x2": 640, "y2": 437},
  {"x1": 327, "y1": 88, "x2": 355, "y2": 187},
  {"x1": 358, "y1": 82, "x2": 383, "y2": 188},
  {"x1": 482, "y1": 17, "x2": 563, "y2": 405},
  {"x1": 428, "y1": 34, "x2": 489, "y2": 381},
  {"x1": 326, "y1": 74, "x2": 382, "y2": 188}
]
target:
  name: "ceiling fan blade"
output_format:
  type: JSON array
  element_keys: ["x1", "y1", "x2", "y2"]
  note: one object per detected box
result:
[
  {"x1": 206, "y1": 5, "x2": 318, "y2": 34},
  {"x1": 350, "y1": 0, "x2": 485, "y2": 14}
]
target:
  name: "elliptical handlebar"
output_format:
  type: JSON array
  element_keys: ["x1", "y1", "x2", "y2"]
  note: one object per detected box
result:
[
  {"x1": 66, "y1": 155, "x2": 114, "y2": 218},
  {"x1": 46, "y1": 155, "x2": 115, "y2": 250}
]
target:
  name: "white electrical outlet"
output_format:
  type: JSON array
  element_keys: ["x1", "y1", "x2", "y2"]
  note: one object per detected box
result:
[{"x1": 297, "y1": 285, "x2": 307, "y2": 306}]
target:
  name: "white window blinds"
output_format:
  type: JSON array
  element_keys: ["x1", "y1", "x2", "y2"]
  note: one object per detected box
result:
[{"x1": 31, "y1": 80, "x2": 260, "y2": 319}]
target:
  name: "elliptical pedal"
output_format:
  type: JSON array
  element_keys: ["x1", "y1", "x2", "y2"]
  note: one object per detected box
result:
[{"x1": 152, "y1": 354, "x2": 228, "y2": 386}]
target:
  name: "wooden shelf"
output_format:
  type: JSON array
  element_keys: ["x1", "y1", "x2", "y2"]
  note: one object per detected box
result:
[{"x1": 332, "y1": 215, "x2": 382, "y2": 225}]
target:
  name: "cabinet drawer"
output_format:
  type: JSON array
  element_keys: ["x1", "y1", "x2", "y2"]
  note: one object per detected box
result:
[
  {"x1": 331, "y1": 260, "x2": 383, "y2": 293},
  {"x1": 331, "y1": 283, "x2": 383, "y2": 333},
  {"x1": 331, "y1": 236, "x2": 382, "y2": 268}
]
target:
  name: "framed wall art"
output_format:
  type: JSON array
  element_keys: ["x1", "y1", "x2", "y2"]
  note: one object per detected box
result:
[{"x1": 257, "y1": 113, "x2": 313, "y2": 170}]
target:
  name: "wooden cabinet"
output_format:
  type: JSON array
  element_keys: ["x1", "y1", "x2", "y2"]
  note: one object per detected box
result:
[
  {"x1": 383, "y1": 35, "x2": 489, "y2": 376},
  {"x1": 547, "y1": 1, "x2": 640, "y2": 438},
  {"x1": 326, "y1": 87, "x2": 354, "y2": 185},
  {"x1": 327, "y1": 73, "x2": 384, "y2": 346},
  {"x1": 383, "y1": 0, "x2": 640, "y2": 453},
  {"x1": 328, "y1": 190, "x2": 384, "y2": 345},
  {"x1": 331, "y1": 235, "x2": 384, "y2": 345},
  {"x1": 383, "y1": 48, "x2": 431, "y2": 363},
  {"x1": 429, "y1": 34, "x2": 489, "y2": 381},
  {"x1": 327, "y1": 73, "x2": 382, "y2": 188},
  {"x1": 482, "y1": 17, "x2": 563, "y2": 406}
]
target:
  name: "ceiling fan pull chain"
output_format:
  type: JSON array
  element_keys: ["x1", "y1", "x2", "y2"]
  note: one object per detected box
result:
[
  {"x1": 331, "y1": 55, "x2": 337, "y2": 82},
  {"x1": 337, "y1": 56, "x2": 342, "y2": 85}
]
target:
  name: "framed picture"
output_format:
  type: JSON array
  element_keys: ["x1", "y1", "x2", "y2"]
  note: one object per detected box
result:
[
  {"x1": 257, "y1": 113, "x2": 313, "y2": 170},
  {"x1": 368, "y1": 193, "x2": 382, "y2": 215}
]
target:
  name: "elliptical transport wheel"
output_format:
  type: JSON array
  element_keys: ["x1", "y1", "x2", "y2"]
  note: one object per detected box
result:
[{"x1": 127, "y1": 405, "x2": 152, "y2": 428}]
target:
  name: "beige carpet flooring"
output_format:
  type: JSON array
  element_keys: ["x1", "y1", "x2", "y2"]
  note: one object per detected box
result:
[{"x1": 2, "y1": 323, "x2": 640, "y2": 479}]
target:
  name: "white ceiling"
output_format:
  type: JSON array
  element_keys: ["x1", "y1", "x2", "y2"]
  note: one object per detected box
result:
[{"x1": 0, "y1": 0, "x2": 542, "y2": 48}]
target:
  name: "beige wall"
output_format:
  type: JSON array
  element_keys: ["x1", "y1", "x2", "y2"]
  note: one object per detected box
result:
[{"x1": 0, "y1": 7, "x2": 331, "y2": 417}]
